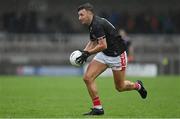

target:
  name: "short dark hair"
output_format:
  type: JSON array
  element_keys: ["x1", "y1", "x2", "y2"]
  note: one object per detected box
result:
[{"x1": 78, "y1": 3, "x2": 94, "y2": 13}]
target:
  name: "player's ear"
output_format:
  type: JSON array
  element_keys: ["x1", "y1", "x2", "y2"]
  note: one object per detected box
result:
[{"x1": 87, "y1": 10, "x2": 93, "y2": 15}]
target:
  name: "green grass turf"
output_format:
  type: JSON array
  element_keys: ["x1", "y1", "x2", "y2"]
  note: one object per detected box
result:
[{"x1": 0, "y1": 75, "x2": 180, "y2": 118}]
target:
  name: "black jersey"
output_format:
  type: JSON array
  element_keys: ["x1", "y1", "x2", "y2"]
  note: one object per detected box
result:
[{"x1": 89, "y1": 16, "x2": 126, "y2": 57}]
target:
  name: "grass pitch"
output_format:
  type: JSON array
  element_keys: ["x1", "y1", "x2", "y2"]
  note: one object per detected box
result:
[{"x1": 0, "y1": 75, "x2": 180, "y2": 118}]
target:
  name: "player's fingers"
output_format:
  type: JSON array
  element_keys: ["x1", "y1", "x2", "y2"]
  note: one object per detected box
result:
[
  {"x1": 76, "y1": 58, "x2": 80, "y2": 63},
  {"x1": 80, "y1": 59, "x2": 85, "y2": 64},
  {"x1": 76, "y1": 56, "x2": 82, "y2": 62},
  {"x1": 76, "y1": 57, "x2": 83, "y2": 64},
  {"x1": 79, "y1": 60, "x2": 83, "y2": 64},
  {"x1": 76, "y1": 56, "x2": 80, "y2": 60}
]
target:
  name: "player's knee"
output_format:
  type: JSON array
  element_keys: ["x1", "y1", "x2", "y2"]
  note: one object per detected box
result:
[{"x1": 83, "y1": 74, "x2": 92, "y2": 84}]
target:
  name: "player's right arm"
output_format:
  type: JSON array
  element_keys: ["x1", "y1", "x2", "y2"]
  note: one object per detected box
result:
[{"x1": 76, "y1": 40, "x2": 97, "y2": 64}]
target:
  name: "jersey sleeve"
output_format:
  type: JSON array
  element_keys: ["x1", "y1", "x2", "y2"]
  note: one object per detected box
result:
[
  {"x1": 94, "y1": 24, "x2": 105, "y2": 39},
  {"x1": 90, "y1": 24, "x2": 105, "y2": 41}
]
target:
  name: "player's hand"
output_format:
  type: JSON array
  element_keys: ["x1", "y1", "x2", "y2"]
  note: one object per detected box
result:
[{"x1": 76, "y1": 50, "x2": 90, "y2": 65}]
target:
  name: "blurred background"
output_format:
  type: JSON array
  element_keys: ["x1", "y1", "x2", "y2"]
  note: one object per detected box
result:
[{"x1": 0, "y1": 0, "x2": 179, "y2": 76}]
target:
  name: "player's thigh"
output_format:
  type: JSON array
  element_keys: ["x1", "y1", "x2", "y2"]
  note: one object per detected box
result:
[
  {"x1": 84, "y1": 59, "x2": 108, "y2": 81},
  {"x1": 112, "y1": 69, "x2": 126, "y2": 86},
  {"x1": 111, "y1": 51, "x2": 127, "y2": 86}
]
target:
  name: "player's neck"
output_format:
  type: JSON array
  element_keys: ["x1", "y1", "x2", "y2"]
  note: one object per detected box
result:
[{"x1": 88, "y1": 15, "x2": 94, "y2": 26}]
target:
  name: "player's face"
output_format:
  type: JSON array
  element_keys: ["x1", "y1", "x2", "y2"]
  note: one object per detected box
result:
[{"x1": 78, "y1": 9, "x2": 92, "y2": 25}]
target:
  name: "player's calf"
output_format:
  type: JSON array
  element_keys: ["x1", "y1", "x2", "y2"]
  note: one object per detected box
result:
[{"x1": 115, "y1": 85, "x2": 125, "y2": 92}]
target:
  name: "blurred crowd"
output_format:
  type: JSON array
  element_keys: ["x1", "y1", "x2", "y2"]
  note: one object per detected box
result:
[
  {"x1": 0, "y1": 10, "x2": 180, "y2": 34},
  {"x1": 100, "y1": 11, "x2": 180, "y2": 34},
  {"x1": 1, "y1": 11, "x2": 73, "y2": 33}
]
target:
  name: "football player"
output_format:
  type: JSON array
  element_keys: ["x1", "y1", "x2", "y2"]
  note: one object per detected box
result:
[{"x1": 77, "y1": 3, "x2": 147, "y2": 115}]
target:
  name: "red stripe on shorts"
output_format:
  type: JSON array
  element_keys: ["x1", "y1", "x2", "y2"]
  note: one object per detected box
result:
[{"x1": 120, "y1": 51, "x2": 127, "y2": 71}]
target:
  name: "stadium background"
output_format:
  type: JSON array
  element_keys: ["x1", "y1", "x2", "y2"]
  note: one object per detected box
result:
[{"x1": 0, "y1": 0, "x2": 180, "y2": 118}]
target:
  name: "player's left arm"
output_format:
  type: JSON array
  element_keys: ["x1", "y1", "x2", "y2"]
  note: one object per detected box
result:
[
  {"x1": 84, "y1": 40, "x2": 98, "y2": 51},
  {"x1": 86, "y1": 36, "x2": 107, "y2": 54},
  {"x1": 76, "y1": 23, "x2": 107, "y2": 64},
  {"x1": 85, "y1": 22, "x2": 107, "y2": 54}
]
